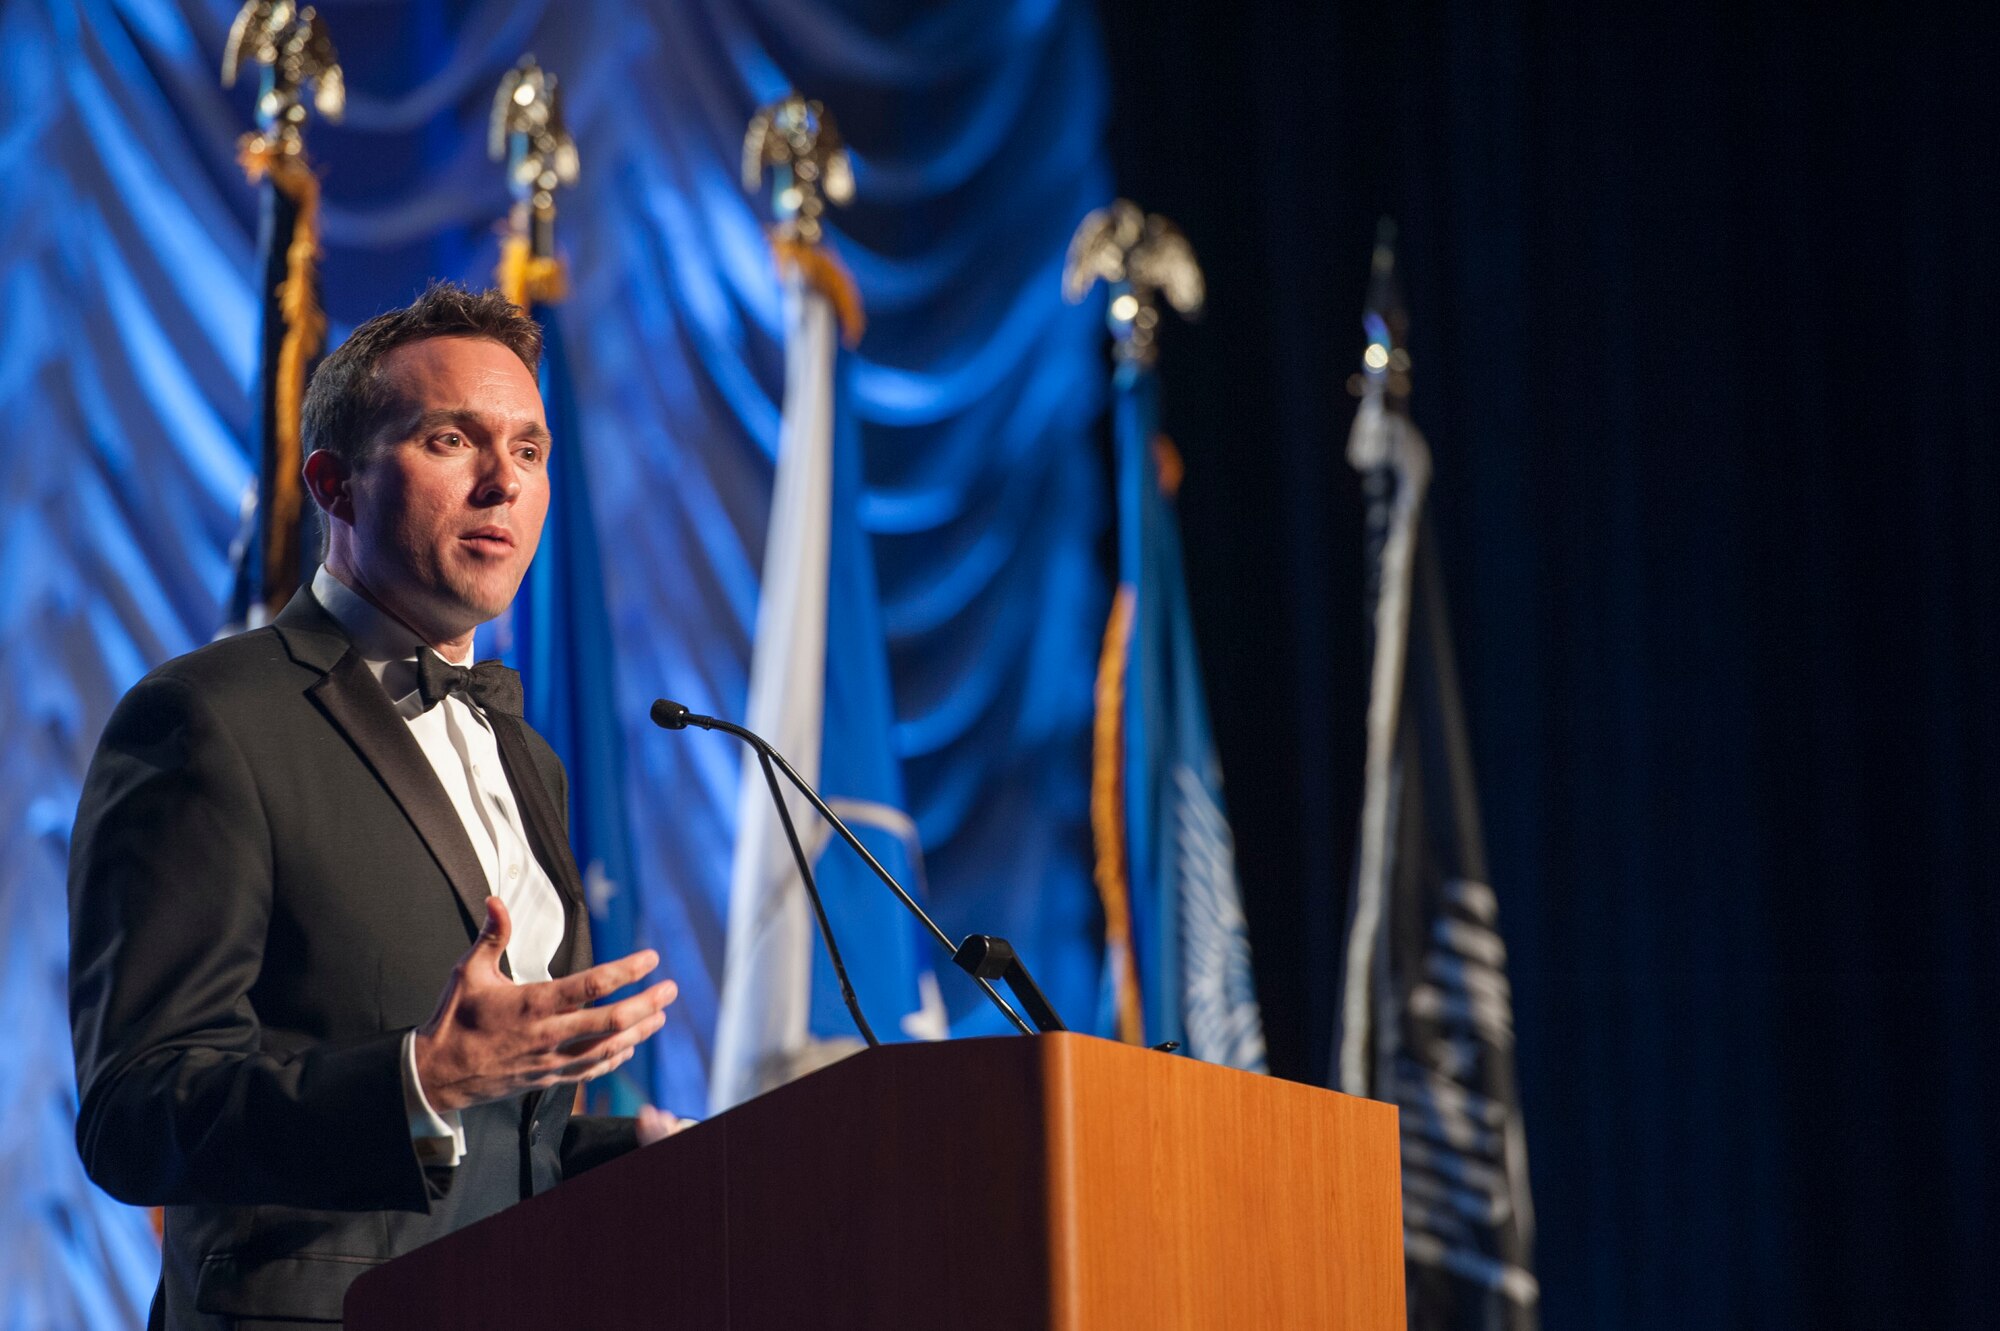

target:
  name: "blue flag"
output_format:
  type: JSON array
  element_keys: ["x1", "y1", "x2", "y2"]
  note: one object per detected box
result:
[
  {"x1": 1101, "y1": 361, "x2": 1267, "y2": 1070},
  {"x1": 812, "y1": 351, "x2": 934, "y2": 1048}
]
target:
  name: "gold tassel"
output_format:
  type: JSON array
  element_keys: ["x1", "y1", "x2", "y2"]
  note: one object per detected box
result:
[
  {"x1": 496, "y1": 231, "x2": 568, "y2": 312},
  {"x1": 771, "y1": 236, "x2": 866, "y2": 347},
  {"x1": 238, "y1": 138, "x2": 326, "y2": 613},
  {"x1": 1090, "y1": 585, "x2": 1146, "y2": 1045}
]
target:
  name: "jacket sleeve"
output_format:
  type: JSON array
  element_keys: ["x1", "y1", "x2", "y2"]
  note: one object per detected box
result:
[{"x1": 68, "y1": 674, "x2": 436, "y2": 1212}]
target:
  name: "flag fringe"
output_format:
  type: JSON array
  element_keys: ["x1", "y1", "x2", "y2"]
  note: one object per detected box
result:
[
  {"x1": 497, "y1": 232, "x2": 568, "y2": 312},
  {"x1": 771, "y1": 237, "x2": 865, "y2": 347},
  {"x1": 1090, "y1": 584, "x2": 1146, "y2": 1045},
  {"x1": 238, "y1": 138, "x2": 326, "y2": 613}
]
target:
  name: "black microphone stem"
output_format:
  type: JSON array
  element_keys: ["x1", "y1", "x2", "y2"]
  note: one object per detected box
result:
[
  {"x1": 756, "y1": 748, "x2": 878, "y2": 1048},
  {"x1": 661, "y1": 704, "x2": 1034, "y2": 1037},
  {"x1": 732, "y1": 719, "x2": 1034, "y2": 1038},
  {"x1": 733, "y1": 725, "x2": 954, "y2": 953}
]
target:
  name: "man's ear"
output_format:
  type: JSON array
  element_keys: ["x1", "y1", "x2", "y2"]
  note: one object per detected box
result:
[{"x1": 303, "y1": 450, "x2": 354, "y2": 525}]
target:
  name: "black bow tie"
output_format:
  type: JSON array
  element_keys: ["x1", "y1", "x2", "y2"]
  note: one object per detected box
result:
[{"x1": 416, "y1": 648, "x2": 523, "y2": 716}]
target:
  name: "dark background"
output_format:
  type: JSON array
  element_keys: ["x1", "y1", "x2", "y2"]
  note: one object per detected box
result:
[{"x1": 1097, "y1": 3, "x2": 2000, "y2": 1328}]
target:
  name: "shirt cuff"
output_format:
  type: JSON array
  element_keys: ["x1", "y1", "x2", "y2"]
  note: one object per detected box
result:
[{"x1": 401, "y1": 1030, "x2": 466, "y2": 1167}]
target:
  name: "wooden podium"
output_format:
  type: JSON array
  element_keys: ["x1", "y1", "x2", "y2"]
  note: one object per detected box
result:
[{"x1": 346, "y1": 1033, "x2": 1403, "y2": 1329}]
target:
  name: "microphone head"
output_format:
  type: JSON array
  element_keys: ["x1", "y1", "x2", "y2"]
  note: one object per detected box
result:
[{"x1": 650, "y1": 699, "x2": 692, "y2": 731}]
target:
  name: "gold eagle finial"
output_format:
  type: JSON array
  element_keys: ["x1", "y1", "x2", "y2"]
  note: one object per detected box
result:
[
  {"x1": 489, "y1": 55, "x2": 579, "y2": 308},
  {"x1": 221, "y1": 0, "x2": 344, "y2": 154},
  {"x1": 489, "y1": 55, "x2": 580, "y2": 208},
  {"x1": 742, "y1": 92, "x2": 855, "y2": 247},
  {"x1": 1064, "y1": 200, "x2": 1204, "y2": 368}
]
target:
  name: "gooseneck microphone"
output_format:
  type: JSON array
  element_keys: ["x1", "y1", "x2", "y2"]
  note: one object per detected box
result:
[
  {"x1": 652, "y1": 700, "x2": 1067, "y2": 1039},
  {"x1": 653, "y1": 701, "x2": 879, "y2": 1047}
]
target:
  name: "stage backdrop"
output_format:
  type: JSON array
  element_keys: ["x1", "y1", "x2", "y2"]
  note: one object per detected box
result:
[
  {"x1": 1, "y1": 0, "x2": 1109, "y2": 1321},
  {"x1": 1099, "y1": 2, "x2": 2000, "y2": 1329}
]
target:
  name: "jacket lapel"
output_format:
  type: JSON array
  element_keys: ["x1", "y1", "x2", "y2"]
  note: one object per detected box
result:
[
  {"x1": 274, "y1": 590, "x2": 494, "y2": 946},
  {"x1": 488, "y1": 713, "x2": 591, "y2": 979}
]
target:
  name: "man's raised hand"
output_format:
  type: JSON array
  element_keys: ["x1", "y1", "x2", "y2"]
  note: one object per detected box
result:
[{"x1": 412, "y1": 895, "x2": 677, "y2": 1113}]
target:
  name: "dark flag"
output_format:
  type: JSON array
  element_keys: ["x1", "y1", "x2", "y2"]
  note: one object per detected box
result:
[
  {"x1": 219, "y1": 0, "x2": 342, "y2": 631},
  {"x1": 1333, "y1": 225, "x2": 1540, "y2": 1329},
  {"x1": 482, "y1": 57, "x2": 654, "y2": 1116}
]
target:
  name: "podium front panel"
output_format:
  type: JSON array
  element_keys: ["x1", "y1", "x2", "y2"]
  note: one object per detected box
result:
[{"x1": 346, "y1": 1034, "x2": 1402, "y2": 1329}]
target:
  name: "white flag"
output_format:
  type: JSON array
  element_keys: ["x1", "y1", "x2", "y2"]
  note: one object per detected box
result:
[{"x1": 709, "y1": 275, "x2": 854, "y2": 1112}]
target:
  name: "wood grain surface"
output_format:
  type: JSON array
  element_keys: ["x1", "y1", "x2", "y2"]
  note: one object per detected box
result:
[
  {"x1": 346, "y1": 1033, "x2": 1403, "y2": 1329},
  {"x1": 1044, "y1": 1035, "x2": 1404, "y2": 1329}
]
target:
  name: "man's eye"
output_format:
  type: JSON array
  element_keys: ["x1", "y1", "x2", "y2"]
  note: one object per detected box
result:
[
  {"x1": 435, "y1": 432, "x2": 465, "y2": 448},
  {"x1": 519, "y1": 446, "x2": 541, "y2": 463}
]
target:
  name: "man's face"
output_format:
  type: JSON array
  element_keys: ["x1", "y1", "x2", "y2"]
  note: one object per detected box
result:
[{"x1": 342, "y1": 336, "x2": 550, "y2": 642}]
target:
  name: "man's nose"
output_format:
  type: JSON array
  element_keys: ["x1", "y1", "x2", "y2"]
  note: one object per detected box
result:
[{"x1": 472, "y1": 447, "x2": 522, "y2": 505}]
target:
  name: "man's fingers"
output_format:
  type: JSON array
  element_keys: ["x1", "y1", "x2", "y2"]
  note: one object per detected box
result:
[
  {"x1": 541, "y1": 949, "x2": 662, "y2": 1012},
  {"x1": 589, "y1": 1047, "x2": 638, "y2": 1082},
  {"x1": 540, "y1": 1010, "x2": 667, "y2": 1082},
  {"x1": 541, "y1": 979, "x2": 679, "y2": 1053},
  {"x1": 541, "y1": 1031, "x2": 646, "y2": 1088},
  {"x1": 543, "y1": 982, "x2": 676, "y2": 1053}
]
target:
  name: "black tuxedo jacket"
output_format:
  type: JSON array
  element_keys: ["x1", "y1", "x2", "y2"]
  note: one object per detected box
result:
[{"x1": 69, "y1": 589, "x2": 638, "y2": 1328}]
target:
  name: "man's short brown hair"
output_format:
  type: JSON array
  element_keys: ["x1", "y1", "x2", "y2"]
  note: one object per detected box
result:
[{"x1": 302, "y1": 282, "x2": 542, "y2": 471}]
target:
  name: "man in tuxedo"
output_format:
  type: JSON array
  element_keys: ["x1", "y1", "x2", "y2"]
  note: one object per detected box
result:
[{"x1": 69, "y1": 284, "x2": 682, "y2": 1328}]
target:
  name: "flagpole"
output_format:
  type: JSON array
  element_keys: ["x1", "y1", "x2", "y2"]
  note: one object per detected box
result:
[
  {"x1": 710, "y1": 93, "x2": 869, "y2": 1113},
  {"x1": 1333, "y1": 223, "x2": 1542, "y2": 1323},
  {"x1": 1337, "y1": 222, "x2": 1432, "y2": 1098},
  {"x1": 486, "y1": 56, "x2": 666, "y2": 1118},
  {"x1": 191, "y1": 0, "x2": 341, "y2": 1245},
  {"x1": 1066, "y1": 199, "x2": 1191, "y2": 1047},
  {"x1": 1067, "y1": 201, "x2": 1267, "y2": 1072},
  {"x1": 220, "y1": 0, "x2": 342, "y2": 629}
]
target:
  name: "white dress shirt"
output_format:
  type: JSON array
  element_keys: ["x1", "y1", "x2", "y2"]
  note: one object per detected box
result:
[{"x1": 311, "y1": 567, "x2": 568, "y2": 1166}]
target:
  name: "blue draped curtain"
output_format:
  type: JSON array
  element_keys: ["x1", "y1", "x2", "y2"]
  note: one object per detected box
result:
[{"x1": 2, "y1": 0, "x2": 1109, "y2": 1320}]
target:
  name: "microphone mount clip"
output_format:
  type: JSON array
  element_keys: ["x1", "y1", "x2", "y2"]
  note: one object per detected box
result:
[{"x1": 950, "y1": 935, "x2": 1067, "y2": 1034}]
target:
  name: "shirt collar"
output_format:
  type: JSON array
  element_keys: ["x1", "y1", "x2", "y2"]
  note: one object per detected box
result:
[{"x1": 310, "y1": 566, "x2": 472, "y2": 714}]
